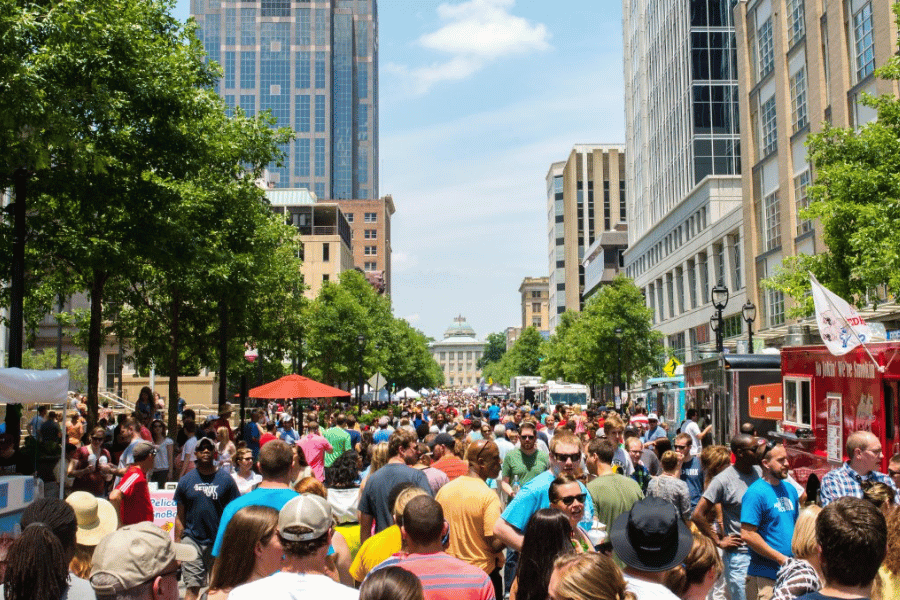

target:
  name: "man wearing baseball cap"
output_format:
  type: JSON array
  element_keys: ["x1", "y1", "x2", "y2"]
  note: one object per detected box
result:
[
  {"x1": 90, "y1": 521, "x2": 198, "y2": 600},
  {"x1": 109, "y1": 440, "x2": 156, "y2": 526},
  {"x1": 229, "y1": 494, "x2": 358, "y2": 600},
  {"x1": 610, "y1": 496, "x2": 693, "y2": 599}
]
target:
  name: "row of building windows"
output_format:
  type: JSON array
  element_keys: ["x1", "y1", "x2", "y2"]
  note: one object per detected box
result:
[
  {"x1": 626, "y1": 206, "x2": 708, "y2": 280},
  {"x1": 643, "y1": 231, "x2": 742, "y2": 325},
  {"x1": 344, "y1": 212, "x2": 378, "y2": 224},
  {"x1": 438, "y1": 351, "x2": 481, "y2": 360}
]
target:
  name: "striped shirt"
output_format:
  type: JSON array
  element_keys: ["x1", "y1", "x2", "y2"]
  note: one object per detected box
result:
[{"x1": 370, "y1": 552, "x2": 494, "y2": 600}]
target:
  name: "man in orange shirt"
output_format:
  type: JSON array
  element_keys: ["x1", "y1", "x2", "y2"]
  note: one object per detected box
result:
[
  {"x1": 436, "y1": 439, "x2": 505, "y2": 599},
  {"x1": 430, "y1": 433, "x2": 467, "y2": 480}
]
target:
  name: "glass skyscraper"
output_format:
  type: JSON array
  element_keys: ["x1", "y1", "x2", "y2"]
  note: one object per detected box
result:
[{"x1": 191, "y1": 0, "x2": 378, "y2": 199}]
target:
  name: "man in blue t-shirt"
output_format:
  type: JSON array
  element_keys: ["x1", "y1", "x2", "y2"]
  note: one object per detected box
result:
[
  {"x1": 174, "y1": 436, "x2": 240, "y2": 600},
  {"x1": 211, "y1": 439, "x2": 298, "y2": 556},
  {"x1": 676, "y1": 432, "x2": 704, "y2": 510},
  {"x1": 740, "y1": 442, "x2": 799, "y2": 600}
]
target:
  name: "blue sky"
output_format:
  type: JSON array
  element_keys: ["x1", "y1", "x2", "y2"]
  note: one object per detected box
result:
[{"x1": 173, "y1": 0, "x2": 625, "y2": 342}]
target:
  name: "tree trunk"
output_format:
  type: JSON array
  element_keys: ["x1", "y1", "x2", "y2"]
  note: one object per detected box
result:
[
  {"x1": 86, "y1": 270, "x2": 108, "y2": 428},
  {"x1": 218, "y1": 302, "x2": 228, "y2": 412},
  {"x1": 167, "y1": 292, "x2": 181, "y2": 436}
]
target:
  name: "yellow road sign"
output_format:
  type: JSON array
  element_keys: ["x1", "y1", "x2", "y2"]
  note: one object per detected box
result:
[{"x1": 663, "y1": 357, "x2": 682, "y2": 377}]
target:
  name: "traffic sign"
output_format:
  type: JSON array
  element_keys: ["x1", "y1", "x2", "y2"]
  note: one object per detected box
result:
[{"x1": 663, "y1": 357, "x2": 682, "y2": 377}]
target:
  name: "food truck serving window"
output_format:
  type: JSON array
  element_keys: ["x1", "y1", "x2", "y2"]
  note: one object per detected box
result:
[{"x1": 783, "y1": 378, "x2": 812, "y2": 427}]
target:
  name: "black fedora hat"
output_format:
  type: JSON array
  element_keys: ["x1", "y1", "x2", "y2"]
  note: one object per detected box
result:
[{"x1": 610, "y1": 497, "x2": 693, "y2": 572}]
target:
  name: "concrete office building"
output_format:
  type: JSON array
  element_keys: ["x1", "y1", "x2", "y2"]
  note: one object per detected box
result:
[
  {"x1": 519, "y1": 276, "x2": 549, "y2": 334},
  {"x1": 622, "y1": 0, "x2": 749, "y2": 361},
  {"x1": 267, "y1": 189, "x2": 354, "y2": 299},
  {"x1": 734, "y1": 0, "x2": 900, "y2": 339},
  {"x1": 429, "y1": 316, "x2": 484, "y2": 389},
  {"x1": 330, "y1": 195, "x2": 394, "y2": 295},
  {"x1": 547, "y1": 145, "x2": 627, "y2": 332},
  {"x1": 191, "y1": 0, "x2": 378, "y2": 198}
]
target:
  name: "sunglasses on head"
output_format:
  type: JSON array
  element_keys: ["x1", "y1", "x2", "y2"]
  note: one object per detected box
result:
[
  {"x1": 557, "y1": 493, "x2": 587, "y2": 506},
  {"x1": 554, "y1": 451, "x2": 581, "y2": 463}
]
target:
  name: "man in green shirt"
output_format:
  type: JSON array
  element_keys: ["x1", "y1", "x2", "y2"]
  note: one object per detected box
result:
[
  {"x1": 500, "y1": 421, "x2": 549, "y2": 497},
  {"x1": 585, "y1": 436, "x2": 643, "y2": 536},
  {"x1": 323, "y1": 412, "x2": 352, "y2": 469}
]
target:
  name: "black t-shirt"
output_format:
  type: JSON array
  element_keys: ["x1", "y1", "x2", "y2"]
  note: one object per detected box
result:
[{"x1": 0, "y1": 450, "x2": 26, "y2": 476}]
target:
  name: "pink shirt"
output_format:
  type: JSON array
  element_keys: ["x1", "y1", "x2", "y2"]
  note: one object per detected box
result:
[{"x1": 299, "y1": 433, "x2": 332, "y2": 481}]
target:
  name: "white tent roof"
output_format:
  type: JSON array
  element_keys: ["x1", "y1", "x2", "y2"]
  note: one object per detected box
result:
[
  {"x1": 0, "y1": 368, "x2": 69, "y2": 405},
  {"x1": 462, "y1": 387, "x2": 477, "y2": 396},
  {"x1": 397, "y1": 387, "x2": 420, "y2": 399}
]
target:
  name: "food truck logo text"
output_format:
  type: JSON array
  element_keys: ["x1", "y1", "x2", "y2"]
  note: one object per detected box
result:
[{"x1": 814, "y1": 360, "x2": 876, "y2": 379}]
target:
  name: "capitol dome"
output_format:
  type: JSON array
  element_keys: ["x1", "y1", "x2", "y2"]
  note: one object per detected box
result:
[{"x1": 443, "y1": 315, "x2": 476, "y2": 339}]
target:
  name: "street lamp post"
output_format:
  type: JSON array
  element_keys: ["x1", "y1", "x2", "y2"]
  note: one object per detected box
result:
[
  {"x1": 711, "y1": 282, "x2": 730, "y2": 353},
  {"x1": 615, "y1": 328, "x2": 623, "y2": 407},
  {"x1": 356, "y1": 334, "x2": 366, "y2": 415},
  {"x1": 742, "y1": 301, "x2": 757, "y2": 354}
]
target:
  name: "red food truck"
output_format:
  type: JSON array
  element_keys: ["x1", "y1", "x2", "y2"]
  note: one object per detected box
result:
[{"x1": 777, "y1": 341, "x2": 900, "y2": 486}]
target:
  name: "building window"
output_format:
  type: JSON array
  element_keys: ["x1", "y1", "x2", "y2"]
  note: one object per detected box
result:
[
  {"x1": 763, "y1": 190, "x2": 781, "y2": 251},
  {"x1": 364, "y1": 229, "x2": 377, "y2": 239},
  {"x1": 722, "y1": 314, "x2": 743, "y2": 338},
  {"x1": 532, "y1": 302, "x2": 541, "y2": 313},
  {"x1": 790, "y1": 67, "x2": 808, "y2": 132},
  {"x1": 853, "y1": 2, "x2": 875, "y2": 82},
  {"x1": 668, "y1": 332, "x2": 686, "y2": 362},
  {"x1": 731, "y1": 233, "x2": 742, "y2": 290},
  {"x1": 322, "y1": 274, "x2": 329, "y2": 282},
  {"x1": 315, "y1": 95, "x2": 325, "y2": 132},
  {"x1": 768, "y1": 288, "x2": 786, "y2": 326},
  {"x1": 322, "y1": 242, "x2": 329, "y2": 262},
  {"x1": 532, "y1": 317, "x2": 542, "y2": 328},
  {"x1": 675, "y1": 267, "x2": 685, "y2": 314},
  {"x1": 785, "y1": 0, "x2": 805, "y2": 47},
  {"x1": 698, "y1": 252, "x2": 709, "y2": 304},
  {"x1": 795, "y1": 169, "x2": 812, "y2": 234},
  {"x1": 687, "y1": 259, "x2": 697, "y2": 309},
  {"x1": 345, "y1": 213, "x2": 354, "y2": 223},
  {"x1": 531, "y1": 290, "x2": 541, "y2": 298},
  {"x1": 364, "y1": 261, "x2": 377, "y2": 271},
  {"x1": 314, "y1": 138, "x2": 325, "y2": 177},
  {"x1": 364, "y1": 246, "x2": 377, "y2": 256},
  {"x1": 364, "y1": 212, "x2": 377, "y2": 223},
  {"x1": 757, "y1": 18, "x2": 774, "y2": 81},
  {"x1": 760, "y1": 95, "x2": 777, "y2": 156}
]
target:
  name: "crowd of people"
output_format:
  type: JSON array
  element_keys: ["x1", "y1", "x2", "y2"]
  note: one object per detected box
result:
[{"x1": 0, "y1": 393, "x2": 898, "y2": 600}]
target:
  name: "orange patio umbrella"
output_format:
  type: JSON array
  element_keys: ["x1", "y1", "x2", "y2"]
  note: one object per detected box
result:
[{"x1": 248, "y1": 374, "x2": 351, "y2": 399}]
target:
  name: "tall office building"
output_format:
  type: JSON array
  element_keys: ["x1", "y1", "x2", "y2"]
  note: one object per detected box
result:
[
  {"x1": 191, "y1": 0, "x2": 378, "y2": 199},
  {"x1": 623, "y1": 0, "x2": 749, "y2": 361},
  {"x1": 547, "y1": 145, "x2": 627, "y2": 332},
  {"x1": 734, "y1": 0, "x2": 900, "y2": 340}
]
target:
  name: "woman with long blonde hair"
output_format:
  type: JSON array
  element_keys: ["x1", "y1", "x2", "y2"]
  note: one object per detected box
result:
[
  {"x1": 207, "y1": 506, "x2": 282, "y2": 600},
  {"x1": 549, "y1": 552, "x2": 635, "y2": 600}
]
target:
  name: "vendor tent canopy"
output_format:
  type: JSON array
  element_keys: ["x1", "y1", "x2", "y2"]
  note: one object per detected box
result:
[
  {"x1": 0, "y1": 368, "x2": 70, "y2": 499},
  {"x1": 485, "y1": 383, "x2": 511, "y2": 396},
  {"x1": 461, "y1": 387, "x2": 477, "y2": 396},
  {"x1": 396, "y1": 387, "x2": 420, "y2": 399}
]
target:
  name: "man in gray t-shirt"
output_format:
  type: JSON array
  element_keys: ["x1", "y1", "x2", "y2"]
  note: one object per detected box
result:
[{"x1": 691, "y1": 434, "x2": 762, "y2": 600}]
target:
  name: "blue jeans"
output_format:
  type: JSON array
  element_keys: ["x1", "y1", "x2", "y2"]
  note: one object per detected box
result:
[
  {"x1": 504, "y1": 549, "x2": 519, "y2": 597},
  {"x1": 722, "y1": 548, "x2": 750, "y2": 600}
]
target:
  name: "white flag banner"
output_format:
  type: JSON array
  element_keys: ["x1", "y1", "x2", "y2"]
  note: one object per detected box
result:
[{"x1": 810, "y1": 273, "x2": 874, "y2": 356}]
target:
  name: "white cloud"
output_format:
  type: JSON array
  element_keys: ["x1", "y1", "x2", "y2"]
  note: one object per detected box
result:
[{"x1": 393, "y1": 0, "x2": 551, "y2": 94}]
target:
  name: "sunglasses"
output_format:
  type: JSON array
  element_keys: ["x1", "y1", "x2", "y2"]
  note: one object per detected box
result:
[
  {"x1": 557, "y1": 493, "x2": 587, "y2": 506},
  {"x1": 520, "y1": 434, "x2": 535, "y2": 440},
  {"x1": 554, "y1": 452, "x2": 581, "y2": 463},
  {"x1": 674, "y1": 444, "x2": 689, "y2": 450}
]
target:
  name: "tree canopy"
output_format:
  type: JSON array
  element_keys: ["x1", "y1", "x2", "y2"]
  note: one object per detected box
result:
[
  {"x1": 482, "y1": 327, "x2": 544, "y2": 386},
  {"x1": 477, "y1": 332, "x2": 507, "y2": 370}
]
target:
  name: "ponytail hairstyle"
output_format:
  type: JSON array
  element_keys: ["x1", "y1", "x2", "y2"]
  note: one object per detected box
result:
[
  {"x1": 664, "y1": 533, "x2": 722, "y2": 597},
  {"x1": 3, "y1": 498, "x2": 78, "y2": 600}
]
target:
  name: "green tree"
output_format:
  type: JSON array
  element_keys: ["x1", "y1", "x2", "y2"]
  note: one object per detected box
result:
[
  {"x1": 477, "y1": 332, "x2": 507, "y2": 369},
  {"x1": 538, "y1": 276, "x2": 663, "y2": 397},
  {"x1": 482, "y1": 327, "x2": 545, "y2": 386},
  {"x1": 764, "y1": 8, "x2": 900, "y2": 314},
  {"x1": 22, "y1": 349, "x2": 88, "y2": 393}
]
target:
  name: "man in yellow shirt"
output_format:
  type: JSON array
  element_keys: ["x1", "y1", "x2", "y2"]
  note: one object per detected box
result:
[
  {"x1": 435, "y1": 439, "x2": 505, "y2": 599},
  {"x1": 350, "y1": 484, "x2": 428, "y2": 584}
]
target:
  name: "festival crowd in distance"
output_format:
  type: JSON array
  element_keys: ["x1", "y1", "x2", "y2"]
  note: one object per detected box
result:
[{"x1": 0, "y1": 388, "x2": 896, "y2": 600}]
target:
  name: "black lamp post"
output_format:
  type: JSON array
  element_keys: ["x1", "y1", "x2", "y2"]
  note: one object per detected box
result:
[
  {"x1": 711, "y1": 282, "x2": 729, "y2": 353},
  {"x1": 356, "y1": 334, "x2": 366, "y2": 415},
  {"x1": 615, "y1": 327, "x2": 623, "y2": 405},
  {"x1": 742, "y1": 301, "x2": 757, "y2": 354}
]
